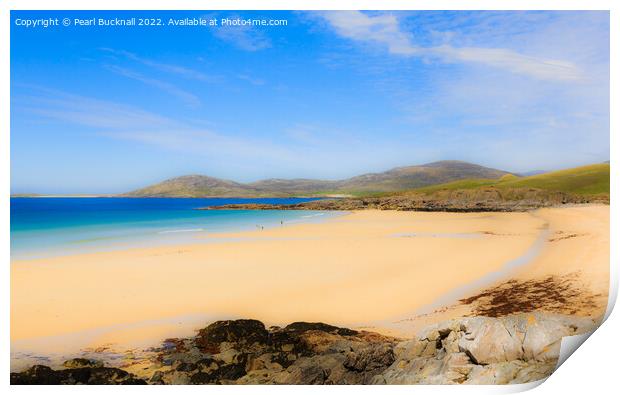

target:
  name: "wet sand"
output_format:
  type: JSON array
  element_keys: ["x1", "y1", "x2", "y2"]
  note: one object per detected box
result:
[{"x1": 394, "y1": 205, "x2": 609, "y2": 335}]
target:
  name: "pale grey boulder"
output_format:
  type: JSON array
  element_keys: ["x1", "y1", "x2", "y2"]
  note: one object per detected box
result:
[
  {"x1": 457, "y1": 317, "x2": 523, "y2": 364},
  {"x1": 466, "y1": 361, "x2": 530, "y2": 384},
  {"x1": 375, "y1": 312, "x2": 596, "y2": 385},
  {"x1": 457, "y1": 312, "x2": 595, "y2": 365}
]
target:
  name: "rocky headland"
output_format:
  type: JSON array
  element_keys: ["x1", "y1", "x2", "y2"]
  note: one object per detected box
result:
[
  {"x1": 199, "y1": 188, "x2": 605, "y2": 212},
  {"x1": 11, "y1": 312, "x2": 595, "y2": 385}
]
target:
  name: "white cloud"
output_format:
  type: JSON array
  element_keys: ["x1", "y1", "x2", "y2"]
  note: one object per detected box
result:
[
  {"x1": 320, "y1": 11, "x2": 582, "y2": 81},
  {"x1": 321, "y1": 11, "x2": 417, "y2": 56},
  {"x1": 315, "y1": 11, "x2": 608, "y2": 172}
]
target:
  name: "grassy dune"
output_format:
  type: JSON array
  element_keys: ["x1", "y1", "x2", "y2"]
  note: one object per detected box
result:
[{"x1": 412, "y1": 163, "x2": 610, "y2": 197}]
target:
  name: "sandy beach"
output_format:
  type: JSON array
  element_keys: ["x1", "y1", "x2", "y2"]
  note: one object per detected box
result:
[{"x1": 10, "y1": 205, "x2": 609, "y2": 370}]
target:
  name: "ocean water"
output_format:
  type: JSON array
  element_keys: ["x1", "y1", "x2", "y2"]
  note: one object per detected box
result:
[{"x1": 11, "y1": 197, "x2": 339, "y2": 259}]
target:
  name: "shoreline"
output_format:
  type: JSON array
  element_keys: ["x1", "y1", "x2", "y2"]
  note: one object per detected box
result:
[
  {"x1": 198, "y1": 195, "x2": 609, "y2": 213},
  {"x1": 11, "y1": 204, "x2": 344, "y2": 261},
  {"x1": 10, "y1": 204, "x2": 609, "y2": 372}
]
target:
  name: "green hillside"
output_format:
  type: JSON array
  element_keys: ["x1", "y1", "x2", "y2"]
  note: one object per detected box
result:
[{"x1": 413, "y1": 163, "x2": 610, "y2": 196}]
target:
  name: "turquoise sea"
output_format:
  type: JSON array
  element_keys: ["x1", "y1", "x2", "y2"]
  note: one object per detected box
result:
[{"x1": 10, "y1": 197, "x2": 338, "y2": 259}]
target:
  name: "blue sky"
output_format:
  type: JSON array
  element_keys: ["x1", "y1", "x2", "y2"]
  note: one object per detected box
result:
[{"x1": 11, "y1": 10, "x2": 609, "y2": 194}]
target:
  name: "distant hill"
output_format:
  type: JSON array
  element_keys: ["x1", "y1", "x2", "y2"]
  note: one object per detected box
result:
[
  {"x1": 412, "y1": 163, "x2": 610, "y2": 197},
  {"x1": 124, "y1": 160, "x2": 511, "y2": 197},
  {"x1": 205, "y1": 163, "x2": 609, "y2": 212},
  {"x1": 247, "y1": 178, "x2": 339, "y2": 195},
  {"x1": 125, "y1": 175, "x2": 260, "y2": 198},
  {"x1": 338, "y1": 161, "x2": 509, "y2": 194}
]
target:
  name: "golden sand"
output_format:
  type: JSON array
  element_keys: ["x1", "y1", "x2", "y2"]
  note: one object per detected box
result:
[{"x1": 10, "y1": 205, "x2": 609, "y2": 355}]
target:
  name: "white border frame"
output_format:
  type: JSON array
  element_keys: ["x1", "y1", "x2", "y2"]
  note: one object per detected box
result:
[{"x1": 1, "y1": 1, "x2": 616, "y2": 394}]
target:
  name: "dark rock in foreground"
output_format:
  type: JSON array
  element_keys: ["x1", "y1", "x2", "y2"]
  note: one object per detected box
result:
[
  {"x1": 10, "y1": 364, "x2": 147, "y2": 385},
  {"x1": 11, "y1": 313, "x2": 595, "y2": 385}
]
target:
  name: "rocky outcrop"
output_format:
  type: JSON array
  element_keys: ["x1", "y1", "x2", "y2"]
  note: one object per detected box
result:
[
  {"x1": 62, "y1": 358, "x2": 104, "y2": 369},
  {"x1": 10, "y1": 364, "x2": 147, "y2": 385},
  {"x1": 200, "y1": 188, "x2": 605, "y2": 213},
  {"x1": 11, "y1": 313, "x2": 595, "y2": 385},
  {"x1": 146, "y1": 319, "x2": 397, "y2": 385},
  {"x1": 374, "y1": 312, "x2": 594, "y2": 384}
]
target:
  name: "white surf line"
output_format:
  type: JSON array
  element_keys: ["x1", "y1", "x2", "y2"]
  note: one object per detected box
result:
[
  {"x1": 300, "y1": 213, "x2": 325, "y2": 218},
  {"x1": 158, "y1": 228, "x2": 205, "y2": 234}
]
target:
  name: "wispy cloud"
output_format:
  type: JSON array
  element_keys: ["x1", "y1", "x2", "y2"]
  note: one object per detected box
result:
[
  {"x1": 320, "y1": 11, "x2": 582, "y2": 81},
  {"x1": 104, "y1": 65, "x2": 201, "y2": 108},
  {"x1": 14, "y1": 85, "x2": 428, "y2": 181},
  {"x1": 237, "y1": 73, "x2": 265, "y2": 86},
  {"x1": 100, "y1": 48, "x2": 220, "y2": 82},
  {"x1": 14, "y1": 86, "x2": 297, "y2": 164},
  {"x1": 212, "y1": 17, "x2": 271, "y2": 51},
  {"x1": 431, "y1": 45, "x2": 580, "y2": 81},
  {"x1": 15, "y1": 86, "x2": 177, "y2": 129}
]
